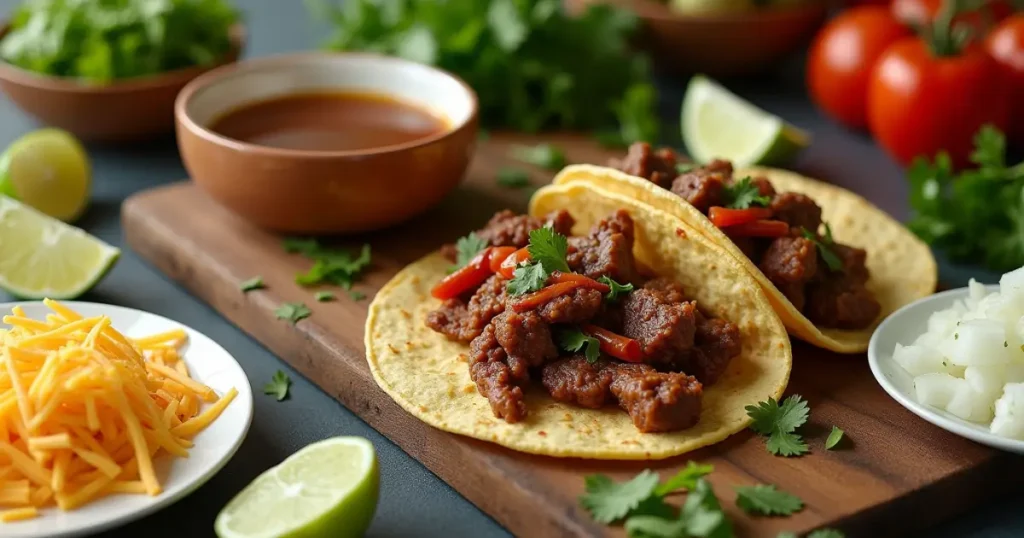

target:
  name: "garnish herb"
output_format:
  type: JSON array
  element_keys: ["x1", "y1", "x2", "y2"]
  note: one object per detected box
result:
[
  {"x1": 507, "y1": 263, "x2": 549, "y2": 296},
  {"x1": 722, "y1": 177, "x2": 771, "y2": 210},
  {"x1": 676, "y1": 163, "x2": 697, "y2": 174},
  {"x1": 283, "y1": 238, "x2": 320, "y2": 255},
  {"x1": 580, "y1": 469, "x2": 660, "y2": 523},
  {"x1": 453, "y1": 232, "x2": 489, "y2": 271},
  {"x1": 240, "y1": 277, "x2": 264, "y2": 292},
  {"x1": 598, "y1": 276, "x2": 634, "y2": 303},
  {"x1": 801, "y1": 225, "x2": 843, "y2": 273},
  {"x1": 497, "y1": 167, "x2": 531, "y2": 189},
  {"x1": 746, "y1": 395, "x2": 810, "y2": 457},
  {"x1": 263, "y1": 370, "x2": 291, "y2": 401},
  {"x1": 510, "y1": 143, "x2": 566, "y2": 170},
  {"x1": 558, "y1": 329, "x2": 601, "y2": 364},
  {"x1": 348, "y1": 290, "x2": 367, "y2": 301},
  {"x1": 777, "y1": 533, "x2": 798, "y2": 538},
  {"x1": 274, "y1": 302, "x2": 311, "y2": 325},
  {"x1": 808, "y1": 530, "x2": 846, "y2": 538},
  {"x1": 825, "y1": 426, "x2": 844, "y2": 450},
  {"x1": 314, "y1": 291, "x2": 335, "y2": 302},
  {"x1": 288, "y1": 241, "x2": 372, "y2": 288},
  {"x1": 313, "y1": 0, "x2": 658, "y2": 142},
  {"x1": 654, "y1": 461, "x2": 714, "y2": 496},
  {"x1": 507, "y1": 226, "x2": 571, "y2": 296},
  {"x1": 734, "y1": 485, "x2": 804, "y2": 517}
]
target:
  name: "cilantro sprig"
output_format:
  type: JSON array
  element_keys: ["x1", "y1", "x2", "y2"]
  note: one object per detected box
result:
[
  {"x1": 497, "y1": 168, "x2": 531, "y2": 189},
  {"x1": 746, "y1": 395, "x2": 810, "y2": 457},
  {"x1": 599, "y1": 276, "x2": 634, "y2": 302},
  {"x1": 240, "y1": 276, "x2": 264, "y2": 293},
  {"x1": 285, "y1": 238, "x2": 372, "y2": 289},
  {"x1": 452, "y1": 232, "x2": 489, "y2": 271},
  {"x1": 274, "y1": 302, "x2": 311, "y2": 325},
  {"x1": 800, "y1": 224, "x2": 843, "y2": 273},
  {"x1": 506, "y1": 226, "x2": 570, "y2": 296},
  {"x1": 557, "y1": 328, "x2": 601, "y2": 363},
  {"x1": 263, "y1": 370, "x2": 291, "y2": 401},
  {"x1": 734, "y1": 485, "x2": 804, "y2": 517},
  {"x1": 722, "y1": 177, "x2": 771, "y2": 210},
  {"x1": 510, "y1": 143, "x2": 567, "y2": 170}
]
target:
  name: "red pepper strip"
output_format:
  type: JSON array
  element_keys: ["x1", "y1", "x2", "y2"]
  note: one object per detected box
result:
[
  {"x1": 510, "y1": 273, "x2": 611, "y2": 312},
  {"x1": 547, "y1": 271, "x2": 610, "y2": 293},
  {"x1": 708, "y1": 206, "x2": 773, "y2": 228},
  {"x1": 581, "y1": 324, "x2": 644, "y2": 363},
  {"x1": 723, "y1": 219, "x2": 790, "y2": 238},
  {"x1": 497, "y1": 246, "x2": 532, "y2": 279},
  {"x1": 488, "y1": 246, "x2": 517, "y2": 274},
  {"x1": 431, "y1": 248, "x2": 496, "y2": 300}
]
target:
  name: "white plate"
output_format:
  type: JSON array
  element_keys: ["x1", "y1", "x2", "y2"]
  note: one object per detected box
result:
[
  {"x1": 868, "y1": 285, "x2": 1024, "y2": 454},
  {"x1": 0, "y1": 301, "x2": 254, "y2": 537}
]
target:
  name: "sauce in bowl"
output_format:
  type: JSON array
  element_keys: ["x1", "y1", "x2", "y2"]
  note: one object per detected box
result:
[{"x1": 209, "y1": 91, "x2": 448, "y2": 151}]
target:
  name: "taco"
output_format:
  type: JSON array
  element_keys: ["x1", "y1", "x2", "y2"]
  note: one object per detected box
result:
[
  {"x1": 551, "y1": 143, "x2": 937, "y2": 353},
  {"x1": 365, "y1": 182, "x2": 791, "y2": 460}
]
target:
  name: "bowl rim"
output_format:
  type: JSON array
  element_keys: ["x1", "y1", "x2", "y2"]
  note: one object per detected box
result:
[
  {"x1": 173, "y1": 51, "x2": 481, "y2": 159},
  {"x1": 0, "y1": 21, "x2": 247, "y2": 93}
]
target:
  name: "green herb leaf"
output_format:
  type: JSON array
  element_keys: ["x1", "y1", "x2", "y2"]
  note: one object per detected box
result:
[
  {"x1": 527, "y1": 226, "x2": 570, "y2": 273},
  {"x1": 680, "y1": 479, "x2": 732, "y2": 538},
  {"x1": 579, "y1": 470, "x2": 660, "y2": 524},
  {"x1": 723, "y1": 177, "x2": 771, "y2": 209},
  {"x1": 654, "y1": 461, "x2": 714, "y2": 496},
  {"x1": 240, "y1": 277, "x2": 264, "y2": 292},
  {"x1": 348, "y1": 290, "x2": 367, "y2": 301},
  {"x1": 777, "y1": 533, "x2": 799, "y2": 538},
  {"x1": 825, "y1": 425, "x2": 844, "y2": 450},
  {"x1": 510, "y1": 143, "x2": 566, "y2": 170},
  {"x1": 801, "y1": 226, "x2": 843, "y2": 273},
  {"x1": 263, "y1": 370, "x2": 291, "y2": 401},
  {"x1": 808, "y1": 529, "x2": 846, "y2": 538},
  {"x1": 624, "y1": 515, "x2": 686, "y2": 538},
  {"x1": 295, "y1": 244, "x2": 372, "y2": 287},
  {"x1": 497, "y1": 167, "x2": 531, "y2": 189},
  {"x1": 558, "y1": 328, "x2": 601, "y2": 363},
  {"x1": 283, "y1": 237, "x2": 321, "y2": 255},
  {"x1": 274, "y1": 302, "x2": 311, "y2": 325},
  {"x1": 507, "y1": 262, "x2": 549, "y2": 296},
  {"x1": 676, "y1": 163, "x2": 697, "y2": 174},
  {"x1": 746, "y1": 395, "x2": 811, "y2": 457},
  {"x1": 735, "y1": 485, "x2": 804, "y2": 516},
  {"x1": 766, "y1": 432, "x2": 809, "y2": 457},
  {"x1": 453, "y1": 232, "x2": 489, "y2": 270},
  {"x1": 598, "y1": 276, "x2": 634, "y2": 302},
  {"x1": 314, "y1": 291, "x2": 335, "y2": 302}
]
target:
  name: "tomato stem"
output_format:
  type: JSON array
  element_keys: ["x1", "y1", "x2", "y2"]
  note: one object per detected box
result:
[{"x1": 926, "y1": 0, "x2": 972, "y2": 57}]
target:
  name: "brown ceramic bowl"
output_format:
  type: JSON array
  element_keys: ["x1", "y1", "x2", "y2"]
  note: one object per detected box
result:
[
  {"x1": 175, "y1": 53, "x2": 479, "y2": 234},
  {"x1": 0, "y1": 23, "x2": 245, "y2": 143},
  {"x1": 566, "y1": 0, "x2": 827, "y2": 77}
]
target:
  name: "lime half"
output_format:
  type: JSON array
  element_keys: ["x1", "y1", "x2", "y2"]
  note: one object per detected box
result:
[
  {"x1": 0, "y1": 129, "x2": 91, "y2": 222},
  {"x1": 215, "y1": 437, "x2": 379, "y2": 538},
  {"x1": 682, "y1": 75, "x2": 809, "y2": 167},
  {"x1": 0, "y1": 195, "x2": 118, "y2": 299}
]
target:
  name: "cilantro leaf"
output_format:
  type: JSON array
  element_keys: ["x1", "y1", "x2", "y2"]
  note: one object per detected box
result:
[
  {"x1": 510, "y1": 143, "x2": 567, "y2": 170},
  {"x1": 558, "y1": 328, "x2": 601, "y2": 363},
  {"x1": 579, "y1": 470, "x2": 660, "y2": 524},
  {"x1": 314, "y1": 291, "x2": 335, "y2": 302},
  {"x1": 240, "y1": 277, "x2": 264, "y2": 292},
  {"x1": 777, "y1": 533, "x2": 799, "y2": 538},
  {"x1": 453, "y1": 232, "x2": 489, "y2": 270},
  {"x1": 507, "y1": 263, "x2": 549, "y2": 296},
  {"x1": 274, "y1": 302, "x2": 311, "y2": 325},
  {"x1": 723, "y1": 177, "x2": 771, "y2": 209},
  {"x1": 680, "y1": 479, "x2": 732, "y2": 538},
  {"x1": 654, "y1": 461, "x2": 714, "y2": 496},
  {"x1": 746, "y1": 395, "x2": 810, "y2": 457},
  {"x1": 808, "y1": 530, "x2": 845, "y2": 538},
  {"x1": 497, "y1": 167, "x2": 531, "y2": 189},
  {"x1": 735, "y1": 485, "x2": 804, "y2": 516},
  {"x1": 348, "y1": 290, "x2": 367, "y2": 301},
  {"x1": 263, "y1": 370, "x2": 291, "y2": 401},
  {"x1": 295, "y1": 244, "x2": 372, "y2": 287},
  {"x1": 767, "y1": 432, "x2": 809, "y2": 457},
  {"x1": 825, "y1": 425, "x2": 844, "y2": 450},
  {"x1": 527, "y1": 226, "x2": 570, "y2": 273},
  {"x1": 624, "y1": 515, "x2": 686, "y2": 538},
  {"x1": 599, "y1": 276, "x2": 634, "y2": 302},
  {"x1": 800, "y1": 226, "x2": 843, "y2": 273}
]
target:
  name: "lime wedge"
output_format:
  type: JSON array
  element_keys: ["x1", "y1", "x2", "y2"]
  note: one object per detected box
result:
[
  {"x1": 0, "y1": 129, "x2": 91, "y2": 222},
  {"x1": 682, "y1": 75, "x2": 809, "y2": 167},
  {"x1": 0, "y1": 195, "x2": 118, "y2": 299},
  {"x1": 215, "y1": 437, "x2": 379, "y2": 538}
]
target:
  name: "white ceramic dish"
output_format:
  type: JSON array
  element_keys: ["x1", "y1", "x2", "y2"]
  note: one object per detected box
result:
[
  {"x1": 0, "y1": 301, "x2": 254, "y2": 538},
  {"x1": 868, "y1": 285, "x2": 1024, "y2": 454}
]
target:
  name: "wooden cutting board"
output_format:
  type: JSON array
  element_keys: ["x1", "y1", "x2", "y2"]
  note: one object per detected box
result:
[{"x1": 123, "y1": 133, "x2": 1024, "y2": 538}]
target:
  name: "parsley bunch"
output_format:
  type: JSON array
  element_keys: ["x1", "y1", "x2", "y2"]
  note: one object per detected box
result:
[
  {"x1": 907, "y1": 125, "x2": 1024, "y2": 272},
  {"x1": 310, "y1": 0, "x2": 659, "y2": 143}
]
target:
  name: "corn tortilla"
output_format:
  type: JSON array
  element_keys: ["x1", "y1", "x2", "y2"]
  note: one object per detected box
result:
[
  {"x1": 553, "y1": 164, "x2": 937, "y2": 353},
  {"x1": 365, "y1": 182, "x2": 791, "y2": 460}
]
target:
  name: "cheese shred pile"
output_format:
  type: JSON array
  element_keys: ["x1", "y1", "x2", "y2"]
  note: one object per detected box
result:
[{"x1": 0, "y1": 299, "x2": 237, "y2": 523}]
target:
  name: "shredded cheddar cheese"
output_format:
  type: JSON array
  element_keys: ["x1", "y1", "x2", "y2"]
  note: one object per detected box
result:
[{"x1": 0, "y1": 300, "x2": 237, "y2": 522}]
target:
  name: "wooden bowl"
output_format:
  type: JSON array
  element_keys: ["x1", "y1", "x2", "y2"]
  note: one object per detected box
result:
[
  {"x1": 566, "y1": 0, "x2": 827, "y2": 77},
  {"x1": 0, "y1": 23, "x2": 245, "y2": 143},
  {"x1": 174, "y1": 53, "x2": 480, "y2": 234}
]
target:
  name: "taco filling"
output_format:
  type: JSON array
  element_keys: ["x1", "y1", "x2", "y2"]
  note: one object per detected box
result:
[
  {"x1": 427, "y1": 209, "x2": 741, "y2": 433},
  {"x1": 609, "y1": 142, "x2": 882, "y2": 330}
]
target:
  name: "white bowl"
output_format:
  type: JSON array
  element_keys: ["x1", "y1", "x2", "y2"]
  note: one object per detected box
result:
[{"x1": 868, "y1": 285, "x2": 1024, "y2": 454}]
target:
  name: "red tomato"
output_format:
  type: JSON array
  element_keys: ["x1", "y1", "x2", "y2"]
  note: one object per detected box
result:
[
  {"x1": 986, "y1": 14, "x2": 1024, "y2": 145},
  {"x1": 807, "y1": 7, "x2": 911, "y2": 129},
  {"x1": 867, "y1": 38, "x2": 1011, "y2": 167},
  {"x1": 892, "y1": 0, "x2": 1013, "y2": 36}
]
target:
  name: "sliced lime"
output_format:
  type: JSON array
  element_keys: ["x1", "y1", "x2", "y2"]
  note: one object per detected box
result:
[
  {"x1": 682, "y1": 75, "x2": 809, "y2": 167},
  {"x1": 0, "y1": 195, "x2": 118, "y2": 299},
  {"x1": 215, "y1": 437, "x2": 379, "y2": 538},
  {"x1": 0, "y1": 128, "x2": 91, "y2": 222}
]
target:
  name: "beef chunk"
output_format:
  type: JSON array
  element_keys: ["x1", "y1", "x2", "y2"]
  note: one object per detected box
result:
[
  {"x1": 770, "y1": 192, "x2": 822, "y2": 233},
  {"x1": 670, "y1": 163, "x2": 728, "y2": 213},
  {"x1": 621, "y1": 288, "x2": 697, "y2": 363},
  {"x1": 537, "y1": 287, "x2": 604, "y2": 324},
  {"x1": 806, "y1": 279, "x2": 881, "y2": 330},
  {"x1": 610, "y1": 142, "x2": 679, "y2": 187},
  {"x1": 760, "y1": 237, "x2": 818, "y2": 284},
  {"x1": 750, "y1": 176, "x2": 777, "y2": 198},
  {"x1": 567, "y1": 210, "x2": 639, "y2": 283},
  {"x1": 469, "y1": 324, "x2": 527, "y2": 422},
  {"x1": 688, "y1": 312, "x2": 741, "y2": 385},
  {"x1": 830, "y1": 242, "x2": 870, "y2": 285},
  {"x1": 425, "y1": 275, "x2": 506, "y2": 342},
  {"x1": 642, "y1": 278, "x2": 688, "y2": 304},
  {"x1": 542, "y1": 357, "x2": 619, "y2": 408},
  {"x1": 476, "y1": 209, "x2": 575, "y2": 248},
  {"x1": 610, "y1": 369, "x2": 703, "y2": 433},
  {"x1": 493, "y1": 310, "x2": 559, "y2": 367}
]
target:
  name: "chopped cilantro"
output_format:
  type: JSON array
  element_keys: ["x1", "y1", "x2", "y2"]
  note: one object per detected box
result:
[
  {"x1": 274, "y1": 302, "x2": 311, "y2": 325},
  {"x1": 809, "y1": 530, "x2": 845, "y2": 538},
  {"x1": 453, "y1": 232, "x2": 489, "y2": 270},
  {"x1": 676, "y1": 162, "x2": 697, "y2": 174},
  {"x1": 348, "y1": 290, "x2": 367, "y2": 301},
  {"x1": 723, "y1": 177, "x2": 771, "y2": 209},
  {"x1": 240, "y1": 276, "x2": 264, "y2": 292},
  {"x1": 527, "y1": 226, "x2": 570, "y2": 273},
  {"x1": 295, "y1": 244, "x2": 372, "y2": 288},
  {"x1": 579, "y1": 470, "x2": 660, "y2": 524},
  {"x1": 746, "y1": 395, "x2": 810, "y2": 457},
  {"x1": 654, "y1": 461, "x2": 714, "y2": 496},
  {"x1": 777, "y1": 533, "x2": 799, "y2": 538},
  {"x1": 734, "y1": 484, "x2": 804, "y2": 516},
  {"x1": 558, "y1": 328, "x2": 601, "y2": 363},
  {"x1": 825, "y1": 425, "x2": 844, "y2": 450},
  {"x1": 598, "y1": 276, "x2": 634, "y2": 302},
  {"x1": 801, "y1": 225, "x2": 843, "y2": 273},
  {"x1": 263, "y1": 370, "x2": 291, "y2": 401},
  {"x1": 314, "y1": 291, "x2": 335, "y2": 302},
  {"x1": 497, "y1": 167, "x2": 531, "y2": 189},
  {"x1": 510, "y1": 143, "x2": 566, "y2": 170},
  {"x1": 507, "y1": 263, "x2": 549, "y2": 296},
  {"x1": 282, "y1": 237, "x2": 321, "y2": 255}
]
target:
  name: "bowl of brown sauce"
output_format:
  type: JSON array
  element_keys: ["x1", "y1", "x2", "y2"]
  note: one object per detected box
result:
[{"x1": 175, "y1": 52, "x2": 479, "y2": 233}]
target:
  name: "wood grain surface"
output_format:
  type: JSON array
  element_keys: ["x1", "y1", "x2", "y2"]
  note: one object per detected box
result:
[{"x1": 122, "y1": 133, "x2": 1024, "y2": 538}]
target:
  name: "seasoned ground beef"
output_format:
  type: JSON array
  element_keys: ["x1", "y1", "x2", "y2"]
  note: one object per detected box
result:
[
  {"x1": 621, "y1": 287, "x2": 697, "y2": 363},
  {"x1": 469, "y1": 324, "x2": 527, "y2": 422},
  {"x1": 567, "y1": 210, "x2": 639, "y2": 283},
  {"x1": 537, "y1": 287, "x2": 604, "y2": 324},
  {"x1": 425, "y1": 275, "x2": 506, "y2": 342},
  {"x1": 806, "y1": 279, "x2": 881, "y2": 330},
  {"x1": 760, "y1": 237, "x2": 818, "y2": 284},
  {"x1": 688, "y1": 312, "x2": 742, "y2": 385},
  {"x1": 493, "y1": 310, "x2": 559, "y2": 367},
  {"x1": 476, "y1": 209, "x2": 575, "y2": 249},
  {"x1": 541, "y1": 357, "x2": 619, "y2": 408},
  {"x1": 609, "y1": 142, "x2": 679, "y2": 187},
  {"x1": 610, "y1": 369, "x2": 703, "y2": 433},
  {"x1": 830, "y1": 242, "x2": 871, "y2": 284},
  {"x1": 670, "y1": 167, "x2": 725, "y2": 213},
  {"x1": 770, "y1": 192, "x2": 822, "y2": 232},
  {"x1": 642, "y1": 278, "x2": 687, "y2": 304}
]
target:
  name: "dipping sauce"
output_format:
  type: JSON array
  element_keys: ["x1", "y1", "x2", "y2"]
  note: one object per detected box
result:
[{"x1": 208, "y1": 92, "x2": 448, "y2": 151}]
